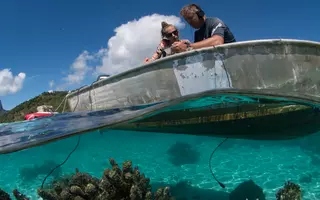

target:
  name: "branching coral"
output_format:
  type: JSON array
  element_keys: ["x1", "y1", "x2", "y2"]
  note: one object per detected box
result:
[
  {"x1": 0, "y1": 188, "x2": 11, "y2": 200},
  {"x1": 0, "y1": 189, "x2": 30, "y2": 200},
  {"x1": 276, "y1": 181, "x2": 302, "y2": 200},
  {"x1": 12, "y1": 189, "x2": 30, "y2": 200},
  {"x1": 37, "y1": 158, "x2": 174, "y2": 200}
]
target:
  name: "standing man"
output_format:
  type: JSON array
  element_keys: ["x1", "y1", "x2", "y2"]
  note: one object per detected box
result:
[{"x1": 172, "y1": 4, "x2": 236, "y2": 52}]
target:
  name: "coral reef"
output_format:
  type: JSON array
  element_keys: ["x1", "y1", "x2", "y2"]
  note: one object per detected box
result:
[
  {"x1": 0, "y1": 156, "x2": 305, "y2": 200},
  {"x1": 0, "y1": 189, "x2": 30, "y2": 200},
  {"x1": 166, "y1": 142, "x2": 200, "y2": 167},
  {"x1": 37, "y1": 158, "x2": 174, "y2": 200},
  {"x1": 0, "y1": 188, "x2": 11, "y2": 200},
  {"x1": 12, "y1": 189, "x2": 30, "y2": 200},
  {"x1": 276, "y1": 181, "x2": 302, "y2": 200},
  {"x1": 0, "y1": 178, "x2": 304, "y2": 200},
  {"x1": 229, "y1": 180, "x2": 266, "y2": 200}
]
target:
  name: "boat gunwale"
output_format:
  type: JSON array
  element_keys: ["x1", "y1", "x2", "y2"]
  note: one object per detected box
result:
[{"x1": 65, "y1": 38, "x2": 320, "y2": 99}]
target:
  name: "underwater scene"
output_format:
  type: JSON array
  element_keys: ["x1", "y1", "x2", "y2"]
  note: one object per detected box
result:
[
  {"x1": 1, "y1": 130, "x2": 320, "y2": 200},
  {"x1": 0, "y1": 93, "x2": 319, "y2": 200}
]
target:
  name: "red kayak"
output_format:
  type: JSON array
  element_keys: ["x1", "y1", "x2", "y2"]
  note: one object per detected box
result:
[{"x1": 25, "y1": 112, "x2": 58, "y2": 120}]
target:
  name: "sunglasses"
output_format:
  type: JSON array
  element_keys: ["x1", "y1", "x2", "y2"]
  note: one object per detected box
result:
[{"x1": 164, "y1": 30, "x2": 178, "y2": 38}]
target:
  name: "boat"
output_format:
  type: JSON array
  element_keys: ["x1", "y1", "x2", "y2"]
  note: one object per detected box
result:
[
  {"x1": 66, "y1": 39, "x2": 320, "y2": 113},
  {"x1": 61, "y1": 39, "x2": 320, "y2": 140}
]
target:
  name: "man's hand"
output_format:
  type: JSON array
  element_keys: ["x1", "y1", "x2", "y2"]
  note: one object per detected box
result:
[
  {"x1": 190, "y1": 35, "x2": 224, "y2": 50},
  {"x1": 172, "y1": 41, "x2": 188, "y2": 53}
]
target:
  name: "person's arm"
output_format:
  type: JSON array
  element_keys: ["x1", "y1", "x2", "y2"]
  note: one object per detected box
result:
[
  {"x1": 190, "y1": 35, "x2": 224, "y2": 49},
  {"x1": 172, "y1": 21, "x2": 227, "y2": 52},
  {"x1": 190, "y1": 22, "x2": 225, "y2": 49},
  {"x1": 150, "y1": 52, "x2": 161, "y2": 61},
  {"x1": 144, "y1": 40, "x2": 165, "y2": 63}
]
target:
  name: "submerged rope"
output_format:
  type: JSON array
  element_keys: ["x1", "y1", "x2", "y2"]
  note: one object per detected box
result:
[
  {"x1": 41, "y1": 136, "x2": 81, "y2": 189},
  {"x1": 209, "y1": 137, "x2": 229, "y2": 188},
  {"x1": 207, "y1": 46, "x2": 230, "y2": 188},
  {"x1": 41, "y1": 89, "x2": 83, "y2": 188}
]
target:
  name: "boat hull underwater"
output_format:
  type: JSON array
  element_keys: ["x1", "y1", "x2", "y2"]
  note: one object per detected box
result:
[
  {"x1": 66, "y1": 39, "x2": 320, "y2": 138},
  {"x1": 0, "y1": 39, "x2": 320, "y2": 154},
  {"x1": 109, "y1": 89, "x2": 320, "y2": 140}
]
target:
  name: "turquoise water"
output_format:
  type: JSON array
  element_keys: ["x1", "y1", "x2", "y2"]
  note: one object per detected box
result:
[
  {"x1": 0, "y1": 93, "x2": 319, "y2": 199},
  {"x1": 1, "y1": 129, "x2": 320, "y2": 199}
]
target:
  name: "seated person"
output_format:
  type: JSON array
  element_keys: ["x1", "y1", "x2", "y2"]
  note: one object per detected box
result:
[
  {"x1": 144, "y1": 21, "x2": 190, "y2": 63},
  {"x1": 172, "y1": 4, "x2": 236, "y2": 53}
]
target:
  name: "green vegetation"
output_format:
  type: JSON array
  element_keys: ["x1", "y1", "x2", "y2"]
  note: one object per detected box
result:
[{"x1": 0, "y1": 91, "x2": 71, "y2": 123}]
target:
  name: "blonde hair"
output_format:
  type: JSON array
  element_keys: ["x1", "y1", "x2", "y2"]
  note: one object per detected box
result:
[{"x1": 160, "y1": 21, "x2": 176, "y2": 38}]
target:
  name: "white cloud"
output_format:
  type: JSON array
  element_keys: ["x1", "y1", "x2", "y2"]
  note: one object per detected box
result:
[
  {"x1": 0, "y1": 69, "x2": 26, "y2": 96},
  {"x1": 96, "y1": 14, "x2": 185, "y2": 75},
  {"x1": 61, "y1": 14, "x2": 185, "y2": 88},
  {"x1": 63, "y1": 50, "x2": 94, "y2": 85},
  {"x1": 49, "y1": 80, "x2": 55, "y2": 88}
]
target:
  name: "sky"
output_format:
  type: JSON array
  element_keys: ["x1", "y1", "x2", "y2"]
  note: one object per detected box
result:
[{"x1": 0, "y1": 0, "x2": 319, "y2": 110}]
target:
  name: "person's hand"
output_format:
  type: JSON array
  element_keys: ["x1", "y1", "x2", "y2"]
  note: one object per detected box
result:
[
  {"x1": 180, "y1": 39, "x2": 191, "y2": 44},
  {"x1": 144, "y1": 58, "x2": 151, "y2": 63},
  {"x1": 172, "y1": 41, "x2": 188, "y2": 53}
]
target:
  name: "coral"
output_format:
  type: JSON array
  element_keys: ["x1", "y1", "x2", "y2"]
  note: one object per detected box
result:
[
  {"x1": 12, "y1": 189, "x2": 30, "y2": 200},
  {"x1": 276, "y1": 181, "x2": 302, "y2": 200},
  {"x1": 229, "y1": 180, "x2": 266, "y2": 200},
  {"x1": 0, "y1": 188, "x2": 30, "y2": 200},
  {"x1": 154, "y1": 187, "x2": 174, "y2": 200},
  {"x1": 0, "y1": 188, "x2": 11, "y2": 200},
  {"x1": 167, "y1": 142, "x2": 200, "y2": 167},
  {"x1": 37, "y1": 158, "x2": 175, "y2": 200}
]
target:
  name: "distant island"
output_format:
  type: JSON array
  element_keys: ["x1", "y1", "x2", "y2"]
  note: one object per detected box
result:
[{"x1": 0, "y1": 91, "x2": 71, "y2": 123}]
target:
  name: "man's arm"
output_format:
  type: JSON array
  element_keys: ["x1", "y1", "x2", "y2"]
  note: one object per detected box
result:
[
  {"x1": 190, "y1": 35, "x2": 224, "y2": 49},
  {"x1": 171, "y1": 22, "x2": 226, "y2": 52},
  {"x1": 190, "y1": 21, "x2": 226, "y2": 49}
]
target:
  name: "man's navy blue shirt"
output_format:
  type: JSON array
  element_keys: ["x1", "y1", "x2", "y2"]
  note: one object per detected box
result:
[{"x1": 194, "y1": 17, "x2": 236, "y2": 44}]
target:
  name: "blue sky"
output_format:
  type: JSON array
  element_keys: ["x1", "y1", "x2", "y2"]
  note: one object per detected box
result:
[{"x1": 0, "y1": 0, "x2": 319, "y2": 110}]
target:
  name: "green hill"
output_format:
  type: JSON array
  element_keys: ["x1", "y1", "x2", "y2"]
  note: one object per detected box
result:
[{"x1": 0, "y1": 91, "x2": 71, "y2": 123}]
